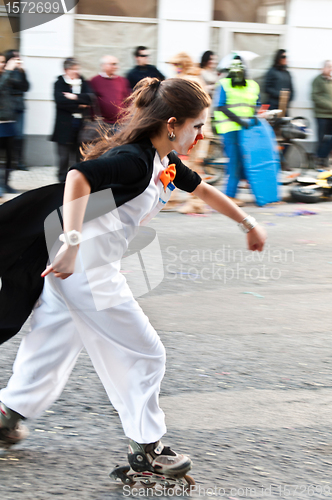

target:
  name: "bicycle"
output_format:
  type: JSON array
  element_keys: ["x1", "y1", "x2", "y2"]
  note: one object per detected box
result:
[
  {"x1": 202, "y1": 113, "x2": 315, "y2": 187},
  {"x1": 201, "y1": 134, "x2": 228, "y2": 185},
  {"x1": 263, "y1": 112, "x2": 315, "y2": 182}
]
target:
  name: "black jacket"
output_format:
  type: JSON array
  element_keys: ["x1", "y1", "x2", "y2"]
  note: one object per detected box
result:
[
  {"x1": 264, "y1": 65, "x2": 294, "y2": 110},
  {"x1": 126, "y1": 65, "x2": 165, "y2": 90},
  {"x1": 51, "y1": 75, "x2": 93, "y2": 145},
  {"x1": 8, "y1": 68, "x2": 29, "y2": 112},
  {"x1": 0, "y1": 71, "x2": 16, "y2": 122},
  {"x1": 0, "y1": 139, "x2": 200, "y2": 345}
]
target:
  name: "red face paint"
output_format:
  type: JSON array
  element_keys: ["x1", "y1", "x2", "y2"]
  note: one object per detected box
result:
[{"x1": 187, "y1": 133, "x2": 204, "y2": 153}]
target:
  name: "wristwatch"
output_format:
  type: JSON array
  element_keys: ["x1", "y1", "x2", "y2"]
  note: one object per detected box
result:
[
  {"x1": 59, "y1": 230, "x2": 82, "y2": 246},
  {"x1": 238, "y1": 216, "x2": 257, "y2": 233}
]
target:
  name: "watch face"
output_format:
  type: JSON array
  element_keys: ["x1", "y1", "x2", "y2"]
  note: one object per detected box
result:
[
  {"x1": 69, "y1": 233, "x2": 80, "y2": 245},
  {"x1": 65, "y1": 230, "x2": 82, "y2": 246}
]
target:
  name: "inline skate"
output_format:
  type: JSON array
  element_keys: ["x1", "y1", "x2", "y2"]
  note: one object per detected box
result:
[
  {"x1": 0, "y1": 402, "x2": 29, "y2": 447},
  {"x1": 110, "y1": 439, "x2": 195, "y2": 489}
]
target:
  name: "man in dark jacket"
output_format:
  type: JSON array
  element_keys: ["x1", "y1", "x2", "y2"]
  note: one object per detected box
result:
[
  {"x1": 265, "y1": 49, "x2": 294, "y2": 113},
  {"x1": 4, "y1": 50, "x2": 30, "y2": 171},
  {"x1": 126, "y1": 46, "x2": 165, "y2": 90},
  {"x1": 0, "y1": 54, "x2": 19, "y2": 195},
  {"x1": 312, "y1": 60, "x2": 332, "y2": 166},
  {"x1": 51, "y1": 57, "x2": 93, "y2": 182}
]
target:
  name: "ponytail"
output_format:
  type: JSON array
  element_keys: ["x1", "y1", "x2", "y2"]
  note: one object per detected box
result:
[
  {"x1": 82, "y1": 77, "x2": 210, "y2": 161},
  {"x1": 135, "y1": 78, "x2": 161, "y2": 108}
]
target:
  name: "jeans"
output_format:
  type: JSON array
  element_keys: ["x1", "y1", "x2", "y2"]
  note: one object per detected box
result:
[
  {"x1": 222, "y1": 130, "x2": 245, "y2": 198},
  {"x1": 316, "y1": 117, "x2": 332, "y2": 159}
]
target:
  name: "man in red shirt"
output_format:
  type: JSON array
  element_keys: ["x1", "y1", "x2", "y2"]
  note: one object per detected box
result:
[{"x1": 89, "y1": 56, "x2": 131, "y2": 133}]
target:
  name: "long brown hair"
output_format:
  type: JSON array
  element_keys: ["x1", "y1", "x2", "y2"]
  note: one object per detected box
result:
[{"x1": 83, "y1": 77, "x2": 210, "y2": 161}]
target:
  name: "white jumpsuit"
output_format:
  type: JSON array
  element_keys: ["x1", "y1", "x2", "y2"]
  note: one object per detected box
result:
[{"x1": 0, "y1": 151, "x2": 173, "y2": 444}]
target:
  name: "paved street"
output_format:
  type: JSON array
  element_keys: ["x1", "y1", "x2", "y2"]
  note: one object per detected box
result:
[{"x1": 0, "y1": 168, "x2": 332, "y2": 499}]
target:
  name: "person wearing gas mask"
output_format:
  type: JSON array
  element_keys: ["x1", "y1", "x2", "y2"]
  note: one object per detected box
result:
[{"x1": 213, "y1": 56, "x2": 260, "y2": 206}]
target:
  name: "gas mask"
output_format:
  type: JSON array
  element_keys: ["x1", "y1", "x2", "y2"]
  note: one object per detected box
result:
[{"x1": 229, "y1": 60, "x2": 246, "y2": 87}]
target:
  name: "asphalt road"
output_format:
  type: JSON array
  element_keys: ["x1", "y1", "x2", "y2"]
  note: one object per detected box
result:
[{"x1": 0, "y1": 169, "x2": 332, "y2": 499}]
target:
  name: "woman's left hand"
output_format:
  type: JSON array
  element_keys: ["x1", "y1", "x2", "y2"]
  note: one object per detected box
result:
[
  {"x1": 5, "y1": 58, "x2": 19, "y2": 71},
  {"x1": 246, "y1": 225, "x2": 267, "y2": 252},
  {"x1": 41, "y1": 244, "x2": 79, "y2": 280}
]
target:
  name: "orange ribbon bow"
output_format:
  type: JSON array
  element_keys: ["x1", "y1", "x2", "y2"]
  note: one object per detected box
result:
[{"x1": 160, "y1": 163, "x2": 176, "y2": 191}]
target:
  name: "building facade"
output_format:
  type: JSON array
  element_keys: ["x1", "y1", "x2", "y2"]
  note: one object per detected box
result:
[{"x1": 1, "y1": 0, "x2": 332, "y2": 165}]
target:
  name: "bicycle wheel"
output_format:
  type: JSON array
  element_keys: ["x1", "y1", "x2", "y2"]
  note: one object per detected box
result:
[
  {"x1": 279, "y1": 141, "x2": 308, "y2": 171},
  {"x1": 202, "y1": 138, "x2": 226, "y2": 185}
]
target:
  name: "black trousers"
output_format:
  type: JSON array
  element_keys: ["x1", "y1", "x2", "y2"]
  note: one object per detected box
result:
[
  {"x1": 316, "y1": 117, "x2": 332, "y2": 159},
  {"x1": 56, "y1": 143, "x2": 81, "y2": 183},
  {"x1": 0, "y1": 136, "x2": 14, "y2": 186}
]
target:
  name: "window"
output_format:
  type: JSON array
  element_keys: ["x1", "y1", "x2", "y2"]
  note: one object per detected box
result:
[
  {"x1": 77, "y1": 0, "x2": 157, "y2": 18},
  {"x1": 0, "y1": 0, "x2": 20, "y2": 51},
  {"x1": 214, "y1": 0, "x2": 287, "y2": 24}
]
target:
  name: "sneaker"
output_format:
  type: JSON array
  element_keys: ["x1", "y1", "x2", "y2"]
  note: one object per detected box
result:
[
  {"x1": 0, "y1": 421, "x2": 29, "y2": 446},
  {"x1": 128, "y1": 439, "x2": 192, "y2": 476}
]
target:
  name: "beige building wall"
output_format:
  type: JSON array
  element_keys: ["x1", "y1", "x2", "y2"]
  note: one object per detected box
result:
[
  {"x1": 8, "y1": 0, "x2": 331, "y2": 164},
  {"x1": 74, "y1": 18, "x2": 159, "y2": 80}
]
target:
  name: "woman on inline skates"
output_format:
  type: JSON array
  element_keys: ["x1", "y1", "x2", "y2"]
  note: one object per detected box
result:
[{"x1": 0, "y1": 77, "x2": 266, "y2": 486}]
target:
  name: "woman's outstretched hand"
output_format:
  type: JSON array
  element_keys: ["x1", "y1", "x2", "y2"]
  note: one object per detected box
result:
[
  {"x1": 246, "y1": 225, "x2": 267, "y2": 252},
  {"x1": 41, "y1": 244, "x2": 79, "y2": 280}
]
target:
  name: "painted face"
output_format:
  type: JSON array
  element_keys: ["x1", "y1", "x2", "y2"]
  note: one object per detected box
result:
[{"x1": 172, "y1": 108, "x2": 208, "y2": 155}]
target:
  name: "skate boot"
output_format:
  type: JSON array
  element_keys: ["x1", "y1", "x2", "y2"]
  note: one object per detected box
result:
[
  {"x1": 110, "y1": 439, "x2": 195, "y2": 489},
  {"x1": 0, "y1": 402, "x2": 29, "y2": 447}
]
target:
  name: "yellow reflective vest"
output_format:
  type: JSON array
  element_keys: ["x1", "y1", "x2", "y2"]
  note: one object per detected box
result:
[{"x1": 214, "y1": 78, "x2": 260, "y2": 134}]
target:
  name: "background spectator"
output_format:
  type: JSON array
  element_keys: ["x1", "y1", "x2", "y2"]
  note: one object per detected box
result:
[
  {"x1": 89, "y1": 55, "x2": 131, "y2": 134},
  {"x1": 4, "y1": 49, "x2": 30, "y2": 171},
  {"x1": 0, "y1": 54, "x2": 19, "y2": 196},
  {"x1": 214, "y1": 56, "x2": 260, "y2": 206},
  {"x1": 126, "y1": 46, "x2": 164, "y2": 90},
  {"x1": 51, "y1": 57, "x2": 93, "y2": 182},
  {"x1": 167, "y1": 52, "x2": 207, "y2": 213},
  {"x1": 311, "y1": 60, "x2": 332, "y2": 167},
  {"x1": 265, "y1": 49, "x2": 294, "y2": 113},
  {"x1": 200, "y1": 50, "x2": 218, "y2": 98},
  {"x1": 168, "y1": 52, "x2": 202, "y2": 83}
]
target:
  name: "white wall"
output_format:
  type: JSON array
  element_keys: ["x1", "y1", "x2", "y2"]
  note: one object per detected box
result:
[
  {"x1": 21, "y1": 9, "x2": 75, "y2": 136},
  {"x1": 286, "y1": 0, "x2": 332, "y2": 137},
  {"x1": 157, "y1": 0, "x2": 213, "y2": 78}
]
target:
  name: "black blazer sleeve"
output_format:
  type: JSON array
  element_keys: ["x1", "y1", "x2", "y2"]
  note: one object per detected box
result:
[
  {"x1": 168, "y1": 152, "x2": 202, "y2": 192},
  {"x1": 77, "y1": 79, "x2": 94, "y2": 105}
]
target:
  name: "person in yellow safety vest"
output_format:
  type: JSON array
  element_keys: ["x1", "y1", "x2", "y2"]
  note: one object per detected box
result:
[{"x1": 214, "y1": 56, "x2": 260, "y2": 206}]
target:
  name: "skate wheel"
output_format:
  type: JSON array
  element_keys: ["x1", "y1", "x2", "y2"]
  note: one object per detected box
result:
[
  {"x1": 140, "y1": 480, "x2": 156, "y2": 487},
  {"x1": 163, "y1": 480, "x2": 176, "y2": 489}
]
